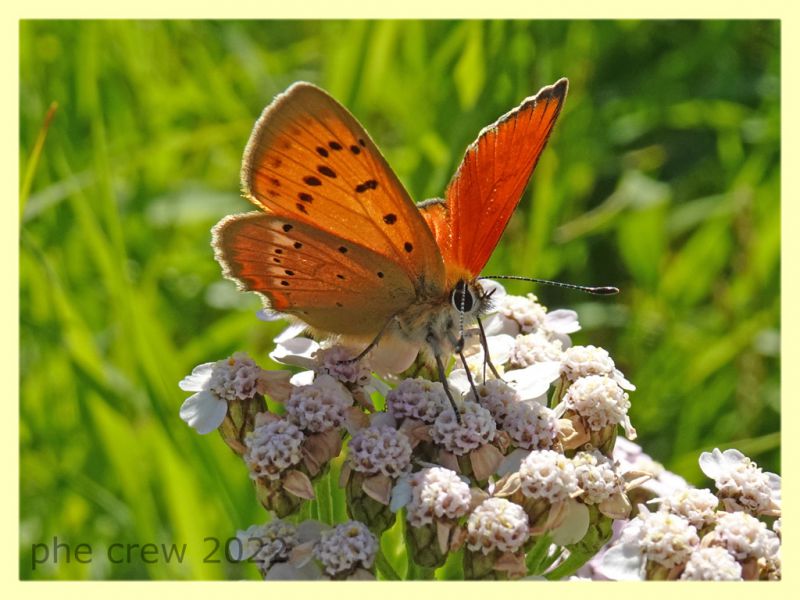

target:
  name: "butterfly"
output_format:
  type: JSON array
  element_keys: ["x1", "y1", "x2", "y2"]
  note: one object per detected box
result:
[{"x1": 213, "y1": 78, "x2": 578, "y2": 413}]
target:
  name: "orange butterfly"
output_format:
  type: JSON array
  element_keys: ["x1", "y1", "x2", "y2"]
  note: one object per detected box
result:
[{"x1": 213, "y1": 78, "x2": 574, "y2": 410}]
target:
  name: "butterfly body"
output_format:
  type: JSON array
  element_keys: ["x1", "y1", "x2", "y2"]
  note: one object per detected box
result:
[
  {"x1": 213, "y1": 78, "x2": 567, "y2": 376},
  {"x1": 392, "y1": 278, "x2": 489, "y2": 357}
]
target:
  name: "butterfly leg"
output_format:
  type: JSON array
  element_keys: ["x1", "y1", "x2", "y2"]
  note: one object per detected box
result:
[
  {"x1": 446, "y1": 329, "x2": 481, "y2": 400},
  {"x1": 432, "y1": 347, "x2": 462, "y2": 425},
  {"x1": 476, "y1": 317, "x2": 503, "y2": 381},
  {"x1": 457, "y1": 348, "x2": 481, "y2": 400}
]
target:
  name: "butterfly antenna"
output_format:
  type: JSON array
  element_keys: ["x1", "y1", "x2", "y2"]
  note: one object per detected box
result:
[
  {"x1": 434, "y1": 352, "x2": 462, "y2": 425},
  {"x1": 479, "y1": 275, "x2": 619, "y2": 295},
  {"x1": 476, "y1": 316, "x2": 502, "y2": 381}
]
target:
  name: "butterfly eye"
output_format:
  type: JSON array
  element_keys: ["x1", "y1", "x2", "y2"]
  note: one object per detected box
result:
[{"x1": 450, "y1": 280, "x2": 475, "y2": 313}]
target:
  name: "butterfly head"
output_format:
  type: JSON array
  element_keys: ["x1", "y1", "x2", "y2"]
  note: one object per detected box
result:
[{"x1": 450, "y1": 279, "x2": 491, "y2": 319}]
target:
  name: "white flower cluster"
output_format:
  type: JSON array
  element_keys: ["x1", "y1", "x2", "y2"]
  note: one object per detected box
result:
[
  {"x1": 699, "y1": 448, "x2": 781, "y2": 516},
  {"x1": 386, "y1": 378, "x2": 449, "y2": 423},
  {"x1": 430, "y1": 402, "x2": 496, "y2": 455},
  {"x1": 467, "y1": 379, "x2": 558, "y2": 451},
  {"x1": 628, "y1": 508, "x2": 700, "y2": 569},
  {"x1": 178, "y1": 351, "x2": 291, "y2": 434},
  {"x1": 348, "y1": 425, "x2": 413, "y2": 478},
  {"x1": 562, "y1": 375, "x2": 631, "y2": 431},
  {"x1": 466, "y1": 497, "x2": 530, "y2": 554},
  {"x1": 509, "y1": 330, "x2": 564, "y2": 367},
  {"x1": 704, "y1": 511, "x2": 778, "y2": 562},
  {"x1": 285, "y1": 374, "x2": 353, "y2": 432},
  {"x1": 658, "y1": 487, "x2": 719, "y2": 531},
  {"x1": 313, "y1": 345, "x2": 372, "y2": 387},
  {"x1": 518, "y1": 449, "x2": 579, "y2": 503},
  {"x1": 234, "y1": 519, "x2": 299, "y2": 571},
  {"x1": 599, "y1": 448, "x2": 781, "y2": 581},
  {"x1": 244, "y1": 419, "x2": 304, "y2": 480},
  {"x1": 572, "y1": 450, "x2": 624, "y2": 505},
  {"x1": 313, "y1": 521, "x2": 379, "y2": 577},
  {"x1": 469, "y1": 379, "x2": 518, "y2": 423},
  {"x1": 502, "y1": 401, "x2": 558, "y2": 450},
  {"x1": 679, "y1": 546, "x2": 742, "y2": 581},
  {"x1": 560, "y1": 345, "x2": 634, "y2": 390},
  {"x1": 495, "y1": 293, "x2": 548, "y2": 333},
  {"x1": 181, "y1": 282, "x2": 779, "y2": 582},
  {"x1": 405, "y1": 466, "x2": 472, "y2": 527}
]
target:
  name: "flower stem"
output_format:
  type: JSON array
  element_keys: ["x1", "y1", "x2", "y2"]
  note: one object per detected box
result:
[
  {"x1": 375, "y1": 549, "x2": 401, "y2": 581},
  {"x1": 525, "y1": 533, "x2": 553, "y2": 575},
  {"x1": 406, "y1": 561, "x2": 435, "y2": 580},
  {"x1": 544, "y1": 549, "x2": 592, "y2": 580}
]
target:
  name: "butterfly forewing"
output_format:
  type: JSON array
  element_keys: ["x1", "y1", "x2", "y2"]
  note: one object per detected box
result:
[
  {"x1": 213, "y1": 212, "x2": 417, "y2": 336},
  {"x1": 423, "y1": 78, "x2": 568, "y2": 279},
  {"x1": 241, "y1": 82, "x2": 445, "y2": 294}
]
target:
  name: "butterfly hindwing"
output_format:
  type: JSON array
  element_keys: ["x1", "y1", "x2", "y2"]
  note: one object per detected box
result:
[
  {"x1": 213, "y1": 212, "x2": 417, "y2": 336},
  {"x1": 421, "y1": 78, "x2": 568, "y2": 280},
  {"x1": 241, "y1": 82, "x2": 445, "y2": 295}
]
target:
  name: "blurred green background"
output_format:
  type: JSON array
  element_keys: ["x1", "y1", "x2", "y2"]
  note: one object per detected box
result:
[{"x1": 20, "y1": 20, "x2": 779, "y2": 579}]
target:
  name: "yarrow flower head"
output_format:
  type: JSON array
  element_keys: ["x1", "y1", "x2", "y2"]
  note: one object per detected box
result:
[
  {"x1": 313, "y1": 520, "x2": 378, "y2": 578},
  {"x1": 599, "y1": 504, "x2": 699, "y2": 580},
  {"x1": 501, "y1": 401, "x2": 559, "y2": 450},
  {"x1": 405, "y1": 466, "x2": 472, "y2": 527},
  {"x1": 518, "y1": 449, "x2": 579, "y2": 503},
  {"x1": 386, "y1": 378, "x2": 449, "y2": 423},
  {"x1": 560, "y1": 345, "x2": 634, "y2": 390},
  {"x1": 232, "y1": 519, "x2": 329, "y2": 580},
  {"x1": 430, "y1": 402, "x2": 496, "y2": 455},
  {"x1": 679, "y1": 547, "x2": 742, "y2": 581},
  {"x1": 704, "y1": 510, "x2": 777, "y2": 562},
  {"x1": 509, "y1": 330, "x2": 564, "y2": 368},
  {"x1": 313, "y1": 345, "x2": 372, "y2": 387},
  {"x1": 562, "y1": 375, "x2": 634, "y2": 436},
  {"x1": 347, "y1": 425, "x2": 412, "y2": 478},
  {"x1": 244, "y1": 418, "x2": 304, "y2": 481},
  {"x1": 285, "y1": 373, "x2": 354, "y2": 433},
  {"x1": 234, "y1": 519, "x2": 299, "y2": 569},
  {"x1": 572, "y1": 449, "x2": 623, "y2": 505},
  {"x1": 699, "y1": 448, "x2": 781, "y2": 516},
  {"x1": 495, "y1": 293, "x2": 547, "y2": 334},
  {"x1": 468, "y1": 379, "x2": 520, "y2": 424},
  {"x1": 179, "y1": 352, "x2": 291, "y2": 434},
  {"x1": 657, "y1": 487, "x2": 719, "y2": 531},
  {"x1": 632, "y1": 507, "x2": 699, "y2": 569},
  {"x1": 466, "y1": 497, "x2": 529, "y2": 554}
]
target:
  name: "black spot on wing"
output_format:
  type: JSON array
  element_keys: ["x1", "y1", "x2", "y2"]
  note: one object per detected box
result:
[{"x1": 355, "y1": 179, "x2": 378, "y2": 193}]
